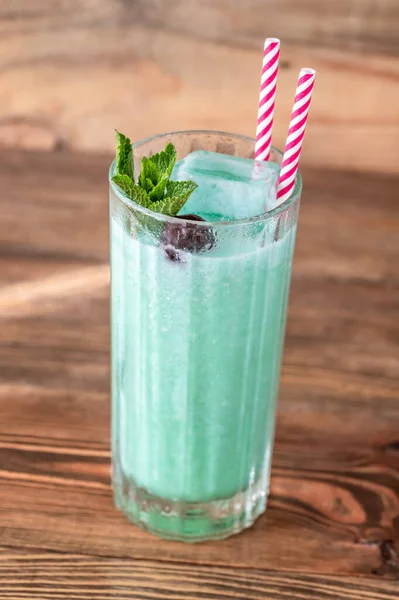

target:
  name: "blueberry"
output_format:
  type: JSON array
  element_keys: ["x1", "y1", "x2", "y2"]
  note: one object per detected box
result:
[{"x1": 162, "y1": 214, "x2": 215, "y2": 262}]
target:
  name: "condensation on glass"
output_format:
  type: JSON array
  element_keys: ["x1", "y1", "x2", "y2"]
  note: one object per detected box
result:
[{"x1": 110, "y1": 131, "x2": 302, "y2": 541}]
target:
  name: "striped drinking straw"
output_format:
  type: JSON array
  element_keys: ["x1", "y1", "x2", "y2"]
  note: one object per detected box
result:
[
  {"x1": 276, "y1": 68, "x2": 316, "y2": 205},
  {"x1": 254, "y1": 38, "x2": 280, "y2": 162}
]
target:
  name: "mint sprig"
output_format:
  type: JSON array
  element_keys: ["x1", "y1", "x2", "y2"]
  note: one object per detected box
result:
[
  {"x1": 112, "y1": 174, "x2": 151, "y2": 208},
  {"x1": 111, "y1": 131, "x2": 197, "y2": 217},
  {"x1": 115, "y1": 131, "x2": 133, "y2": 180},
  {"x1": 148, "y1": 142, "x2": 177, "y2": 180}
]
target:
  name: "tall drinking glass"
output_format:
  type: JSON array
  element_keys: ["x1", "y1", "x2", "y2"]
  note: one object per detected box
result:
[{"x1": 110, "y1": 131, "x2": 301, "y2": 541}]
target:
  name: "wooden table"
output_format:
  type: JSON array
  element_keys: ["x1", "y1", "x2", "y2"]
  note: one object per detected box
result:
[{"x1": 0, "y1": 149, "x2": 398, "y2": 597}]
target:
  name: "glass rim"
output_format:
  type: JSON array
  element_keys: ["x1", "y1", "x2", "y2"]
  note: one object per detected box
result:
[{"x1": 109, "y1": 129, "x2": 302, "y2": 227}]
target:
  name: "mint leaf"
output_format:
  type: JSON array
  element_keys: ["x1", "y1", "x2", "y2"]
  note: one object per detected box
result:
[
  {"x1": 146, "y1": 178, "x2": 155, "y2": 192},
  {"x1": 149, "y1": 178, "x2": 168, "y2": 202},
  {"x1": 138, "y1": 156, "x2": 170, "y2": 202},
  {"x1": 113, "y1": 133, "x2": 198, "y2": 217},
  {"x1": 148, "y1": 143, "x2": 177, "y2": 180},
  {"x1": 112, "y1": 174, "x2": 150, "y2": 208},
  {"x1": 165, "y1": 180, "x2": 198, "y2": 200},
  {"x1": 152, "y1": 180, "x2": 198, "y2": 216},
  {"x1": 138, "y1": 157, "x2": 159, "y2": 192},
  {"x1": 150, "y1": 196, "x2": 186, "y2": 217},
  {"x1": 115, "y1": 130, "x2": 133, "y2": 179}
]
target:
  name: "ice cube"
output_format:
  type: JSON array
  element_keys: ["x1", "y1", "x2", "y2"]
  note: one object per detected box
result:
[{"x1": 172, "y1": 150, "x2": 280, "y2": 221}]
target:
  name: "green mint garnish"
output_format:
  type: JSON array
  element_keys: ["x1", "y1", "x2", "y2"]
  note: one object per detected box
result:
[
  {"x1": 147, "y1": 142, "x2": 177, "y2": 180},
  {"x1": 138, "y1": 156, "x2": 168, "y2": 201},
  {"x1": 115, "y1": 131, "x2": 133, "y2": 180},
  {"x1": 111, "y1": 131, "x2": 197, "y2": 217},
  {"x1": 112, "y1": 174, "x2": 151, "y2": 208},
  {"x1": 153, "y1": 180, "x2": 198, "y2": 215}
]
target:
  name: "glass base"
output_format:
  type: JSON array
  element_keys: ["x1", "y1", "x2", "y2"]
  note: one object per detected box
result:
[{"x1": 113, "y1": 465, "x2": 268, "y2": 542}]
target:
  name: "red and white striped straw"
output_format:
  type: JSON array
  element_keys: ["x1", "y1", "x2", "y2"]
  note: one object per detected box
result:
[
  {"x1": 254, "y1": 38, "x2": 280, "y2": 162},
  {"x1": 276, "y1": 68, "x2": 316, "y2": 205}
]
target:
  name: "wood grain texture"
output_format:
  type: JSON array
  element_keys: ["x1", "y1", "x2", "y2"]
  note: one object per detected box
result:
[
  {"x1": 2, "y1": 0, "x2": 399, "y2": 54},
  {"x1": 0, "y1": 149, "x2": 398, "y2": 595},
  {"x1": 0, "y1": 551, "x2": 398, "y2": 599},
  {"x1": 115, "y1": 0, "x2": 399, "y2": 56},
  {"x1": 1, "y1": 3, "x2": 399, "y2": 173}
]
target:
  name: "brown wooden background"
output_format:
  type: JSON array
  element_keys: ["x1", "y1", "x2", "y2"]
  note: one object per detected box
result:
[
  {"x1": 1, "y1": 2, "x2": 399, "y2": 596},
  {"x1": 1, "y1": 0, "x2": 399, "y2": 173}
]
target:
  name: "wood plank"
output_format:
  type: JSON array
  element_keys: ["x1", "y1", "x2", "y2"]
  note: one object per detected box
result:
[
  {"x1": 0, "y1": 150, "x2": 398, "y2": 578},
  {"x1": 113, "y1": 0, "x2": 399, "y2": 57},
  {"x1": 0, "y1": 372, "x2": 397, "y2": 574},
  {"x1": 0, "y1": 551, "x2": 398, "y2": 599},
  {"x1": 1, "y1": 5, "x2": 399, "y2": 172},
  {"x1": 0, "y1": 151, "x2": 109, "y2": 261},
  {"x1": 0, "y1": 149, "x2": 398, "y2": 281},
  {"x1": 2, "y1": 0, "x2": 399, "y2": 56},
  {"x1": 0, "y1": 278, "x2": 398, "y2": 388},
  {"x1": 0, "y1": 300, "x2": 398, "y2": 574}
]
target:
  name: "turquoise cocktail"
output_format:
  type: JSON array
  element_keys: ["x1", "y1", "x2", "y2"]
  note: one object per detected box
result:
[{"x1": 110, "y1": 131, "x2": 301, "y2": 541}]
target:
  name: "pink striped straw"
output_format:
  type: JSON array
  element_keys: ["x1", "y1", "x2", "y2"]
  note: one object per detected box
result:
[
  {"x1": 277, "y1": 68, "x2": 316, "y2": 205},
  {"x1": 254, "y1": 38, "x2": 280, "y2": 162}
]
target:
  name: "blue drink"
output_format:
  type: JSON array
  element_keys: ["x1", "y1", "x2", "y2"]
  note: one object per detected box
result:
[{"x1": 110, "y1": 131, "x2": 301, "y2": 541}]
